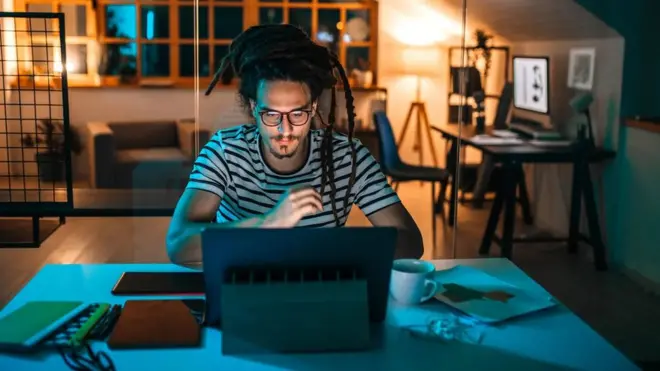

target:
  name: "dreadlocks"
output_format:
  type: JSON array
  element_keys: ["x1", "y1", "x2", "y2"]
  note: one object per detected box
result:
[{"x1": 205, "y1": 24, "x2": 357, "y2": 226}]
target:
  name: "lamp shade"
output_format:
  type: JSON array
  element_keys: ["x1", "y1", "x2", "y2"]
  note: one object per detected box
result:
[{"x1": 400, "y1": 46, "x2": 442, "y2": 77}]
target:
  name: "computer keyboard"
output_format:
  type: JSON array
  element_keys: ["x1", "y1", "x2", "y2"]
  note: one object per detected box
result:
[{"x1": 508, "y1": 123, "x2": 562, "y2": 140}]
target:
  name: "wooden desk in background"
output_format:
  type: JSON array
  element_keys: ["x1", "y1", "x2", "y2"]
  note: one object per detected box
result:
[{"x1": 431, "y1": 125, "x2": 616, "y2": 271}]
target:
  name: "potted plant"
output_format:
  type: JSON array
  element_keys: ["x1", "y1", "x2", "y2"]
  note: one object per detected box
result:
[
  {"x1": 471, "y1": 29, "x2": 494, "y2": 87},
  {"x1": 21, "y1": 119, "x2": 83, "y2": 182}
]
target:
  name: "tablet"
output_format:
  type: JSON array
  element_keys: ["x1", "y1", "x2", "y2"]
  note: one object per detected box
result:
[{"x1": 111, "y1": 272, "x2": 205, "y2": 296}]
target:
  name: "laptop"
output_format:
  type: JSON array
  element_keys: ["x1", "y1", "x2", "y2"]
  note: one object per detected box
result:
[{"x1": 200, "y1": 227, "x2": 398, "y2": 328}]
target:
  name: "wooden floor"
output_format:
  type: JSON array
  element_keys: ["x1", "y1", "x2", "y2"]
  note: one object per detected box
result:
[{"x1": 1, "y1": 182, "x2": 660, "y2": 366}]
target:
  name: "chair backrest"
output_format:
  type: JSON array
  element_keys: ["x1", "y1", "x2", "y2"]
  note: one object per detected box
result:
[
  {"x1": 372, "y1": 111, "x2": 402, "y2": 173},
  {"x1": 493, "y1": 82, "x2": 514, "y2": 129}
]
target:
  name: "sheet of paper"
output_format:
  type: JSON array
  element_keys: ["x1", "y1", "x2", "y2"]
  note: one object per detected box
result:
[
  {"x1": 528, "y1": 140, "x2": 574, "y2": 147},
  {"x1": 470, "y1": 135, "x2": 525, "y2": 145},
  {"x1": 491, "y1": 130, "x2": 519, "y2": 138},
  {"x1": 432, "y1": 265, "x2": 557, "y2": 323}
]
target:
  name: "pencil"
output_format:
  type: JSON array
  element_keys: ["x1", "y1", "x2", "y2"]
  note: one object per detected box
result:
[{"x1": 69, "y1": 303, "x2": 110, "y2": 348}]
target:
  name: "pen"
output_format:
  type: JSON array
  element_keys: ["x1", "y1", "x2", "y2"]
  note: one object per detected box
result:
[{"x1": 70, "y1": 303, "x2": 110, "y2": 347}]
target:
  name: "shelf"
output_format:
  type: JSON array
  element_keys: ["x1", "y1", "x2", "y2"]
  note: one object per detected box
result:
[{"x1": 624, "y1": 118, "x2": 660, "y2": 134}]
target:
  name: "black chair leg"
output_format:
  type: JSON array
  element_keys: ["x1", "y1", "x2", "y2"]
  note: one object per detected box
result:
[
  {"x1": 431, "y1": 181, "x2": 437, "y2": 252},
  {"x1": 435, "y1": 179, "x2": 448, "y2": 219}
]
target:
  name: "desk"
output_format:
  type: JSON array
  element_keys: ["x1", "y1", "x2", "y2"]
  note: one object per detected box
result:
[
  {"x1": 0, "y1": 260, "x2": 637, "y2": 371},
  {"x1": 432, "y1": 125, "x2": 615, "y2": 270}
]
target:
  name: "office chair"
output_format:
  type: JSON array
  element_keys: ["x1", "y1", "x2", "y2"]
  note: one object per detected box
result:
[
  {"x1": 493, "y1": 82, "x2": 514, "y2": 129},
  {"x1": 373, "y1": 111, "x2": 450, "y2": 249},
  {"x1": 471, "y1": 82, "x2": 514, "y2": 207}
]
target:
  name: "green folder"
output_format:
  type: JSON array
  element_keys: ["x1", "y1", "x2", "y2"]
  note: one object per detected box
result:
[{"x1": 0, "y1": 301, "x2": 87, "y2": 351}]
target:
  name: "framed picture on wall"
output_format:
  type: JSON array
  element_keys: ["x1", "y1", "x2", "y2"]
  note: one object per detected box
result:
[{"x1": 567, "y1": 47, "x2": 596, "y2": 90}]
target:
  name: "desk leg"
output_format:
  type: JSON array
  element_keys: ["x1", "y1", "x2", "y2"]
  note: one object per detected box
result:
[
  {"x1": 479, "y1": 172, "x2": 506, "y2": 256},
  {"x1": 582, "y1": 164, "x2": 608, "y2": 271},
  {"x1": 517, "y1": 165, "x2": 534, "y2": 225},
  {"x1": 567, "y1": 160, "x2": 583, "y2": 254},
  {"x1": 500, "y1": 165, "x2": 518, "y2": 259}
]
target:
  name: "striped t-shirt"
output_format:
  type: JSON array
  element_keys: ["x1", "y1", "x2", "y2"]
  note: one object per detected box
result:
[{"x1": 186, "y1": 124, "x2": 400, "y2": 227}]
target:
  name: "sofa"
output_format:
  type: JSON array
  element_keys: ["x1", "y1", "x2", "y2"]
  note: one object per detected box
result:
[{"x1": 86, "y1": 119, "x2": 210, "y2": 189}]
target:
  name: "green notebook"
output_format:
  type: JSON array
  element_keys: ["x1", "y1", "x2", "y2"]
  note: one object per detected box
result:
[{"x1": 0, "y1": 301, "x2": 87, "y2": 351}]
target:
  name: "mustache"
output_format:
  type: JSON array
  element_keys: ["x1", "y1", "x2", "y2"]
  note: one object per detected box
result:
[{"x1": 272, "y1": 135, "x2": 300, "y2": 141}]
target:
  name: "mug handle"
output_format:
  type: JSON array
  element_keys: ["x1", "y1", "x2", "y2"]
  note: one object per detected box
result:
[{"x1": 420, "y1": 279, "x2": 438, "y2": 302}]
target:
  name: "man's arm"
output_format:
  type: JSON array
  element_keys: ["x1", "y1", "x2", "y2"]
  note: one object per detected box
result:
[
  {"x1": 166, "y1": 189, "x2": 268, "y2": 267},
  {"x1": 166, "y1": 132, "x2": 269, "y2": 266},
  {"x1": 366, "y1": 202, "x2": 424, "y2": 259}
]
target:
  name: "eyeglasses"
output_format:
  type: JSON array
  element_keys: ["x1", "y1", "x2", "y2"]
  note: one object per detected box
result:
[{"x1": 258, "y1": 109, "x2": 313, "y2": 127}]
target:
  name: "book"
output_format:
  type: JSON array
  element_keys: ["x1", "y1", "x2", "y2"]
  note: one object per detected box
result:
[
  {"x1": 0, "y1": 301, "x2": 88, "y2": 352},
  {"x1": 108, "y1": 300, "x2": 202, "y2": 349},
  {"x1": 433, "y1": 265, "x2": 558, "y2": 323}
]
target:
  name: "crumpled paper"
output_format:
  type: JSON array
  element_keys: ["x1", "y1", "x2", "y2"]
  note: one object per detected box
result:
[{"x1": 404, "y1": 314, "x2": 486, "y2": 344}]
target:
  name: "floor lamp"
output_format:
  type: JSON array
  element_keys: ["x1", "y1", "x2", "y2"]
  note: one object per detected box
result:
[{"x1": 396, "y1": 46, "x2": 441, "y2": 167}]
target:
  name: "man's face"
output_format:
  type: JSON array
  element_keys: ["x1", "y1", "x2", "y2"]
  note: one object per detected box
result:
[{"x1": 251, "y1": 80, "x2": 315, "y2": 159}]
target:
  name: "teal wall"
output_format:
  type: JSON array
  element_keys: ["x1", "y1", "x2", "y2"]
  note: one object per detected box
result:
[{"x1": 578, "y1": 0, "x2": 660, "y2": 283}]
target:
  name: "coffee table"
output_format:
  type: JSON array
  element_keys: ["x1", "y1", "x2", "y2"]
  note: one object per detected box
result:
[{"x1": 0, "y1": 258, "x2": 638, "y2": 371}]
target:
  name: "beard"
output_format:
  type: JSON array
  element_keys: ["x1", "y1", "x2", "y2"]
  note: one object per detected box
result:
[{"x1": 269, "y1": 135, "x2": 300, "y2": 159}]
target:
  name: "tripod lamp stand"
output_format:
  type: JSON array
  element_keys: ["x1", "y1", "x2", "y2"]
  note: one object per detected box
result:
[{"x1": 396, "y1": 46, "x2": 441, "y2": 167}]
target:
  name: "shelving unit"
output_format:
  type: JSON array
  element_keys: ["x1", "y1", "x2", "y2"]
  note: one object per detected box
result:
[
  {"x1": 447, "y1": 46, "x2": 510, "y2": 125},
  {"x1": 0, "y1": 11, "x2": 74, "y2": 247}
]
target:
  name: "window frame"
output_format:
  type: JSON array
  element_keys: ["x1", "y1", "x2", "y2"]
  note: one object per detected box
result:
[
  {"x1": 13, "y1": 0, "x2": 99, "y2": 86},
  {"x1": 13, "y1": 0, "x2": 379, "y2": 88}
]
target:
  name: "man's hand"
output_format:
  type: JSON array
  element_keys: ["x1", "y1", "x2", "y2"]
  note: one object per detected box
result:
[{"x1": 264, "y1": 187, "x2": 323, "y2": 228}]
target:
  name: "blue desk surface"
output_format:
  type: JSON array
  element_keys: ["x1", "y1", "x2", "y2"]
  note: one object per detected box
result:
[{"x1": 0, "y1": 258, "x2": 638, "y2": 371}]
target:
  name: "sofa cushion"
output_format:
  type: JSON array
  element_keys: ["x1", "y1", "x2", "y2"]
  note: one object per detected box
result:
[
  {"x1": 114, "y1": 148, "x2": 191, "y2": 189},
  {"x1": 109, "y1": 121, "x2": 178, "y2": 150},
  {"x1": 116, "y1": 148, "x2": 188, "y2": 165}
]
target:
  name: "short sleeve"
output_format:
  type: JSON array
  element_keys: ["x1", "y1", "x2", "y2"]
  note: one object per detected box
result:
[
  {"x1": 353, "y1": 141, "x2": 401, "y2": 216},
  {"x1": 186, "y1": 133, "x2": 229, "y2": 199}
]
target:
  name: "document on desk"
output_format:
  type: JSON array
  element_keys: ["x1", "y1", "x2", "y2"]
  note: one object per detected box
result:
[
  {"x1": 432, "y1": 265, "x2": 557, "y2": 323},
  {"x1": 528, "y1": 139, "x2": 574, "y2": 147},
  {"x1": 491, "y1": 130, "x2": 519, "y2": 138},
  {"x1": 470, "y1": 135, "x2": 524, "y2": 145}
]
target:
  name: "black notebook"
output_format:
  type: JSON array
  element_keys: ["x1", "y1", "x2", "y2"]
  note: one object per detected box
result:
[{"x1": 111, "y1": 272, "x2": 205, "y2": 296}]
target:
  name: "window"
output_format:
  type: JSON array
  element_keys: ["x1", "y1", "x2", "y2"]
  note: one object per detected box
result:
[
  {"x1": 12, "y1": 0, "x2": 378, "y2": 87},
  {"x1": 15, "y1": 1, "x2": 95, "y2": 85},
  {"x1": 258, "y1": 1, "x2": 377, "y2": 86}
]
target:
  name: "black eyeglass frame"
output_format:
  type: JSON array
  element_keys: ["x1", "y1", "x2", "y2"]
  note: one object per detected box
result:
[{"x1": 256, "y1": 108, "x2": 315, "y2": 127}]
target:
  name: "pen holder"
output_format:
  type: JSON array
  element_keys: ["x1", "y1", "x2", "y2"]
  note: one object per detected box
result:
[{"x1": 221, "y1": 266, "x2": 371, "y2": 354}]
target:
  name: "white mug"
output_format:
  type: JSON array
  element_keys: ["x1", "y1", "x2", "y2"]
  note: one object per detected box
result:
[{"x1": 389, "y1": 259, "x2": 438, "y2": 305}]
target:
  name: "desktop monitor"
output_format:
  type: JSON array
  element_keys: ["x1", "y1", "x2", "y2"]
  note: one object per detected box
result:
[{"x1": 512, "y1": 56, "x2": 550, "y2": 114}]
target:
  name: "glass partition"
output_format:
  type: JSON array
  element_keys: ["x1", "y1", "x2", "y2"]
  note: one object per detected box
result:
[{"x1": 0, "y1": 0, "x2": 476, "y2": 266}]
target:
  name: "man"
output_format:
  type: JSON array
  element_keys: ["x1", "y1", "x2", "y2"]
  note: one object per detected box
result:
[{"x1": 166, "y1": 24, "x2": 423, "y2": 265}]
